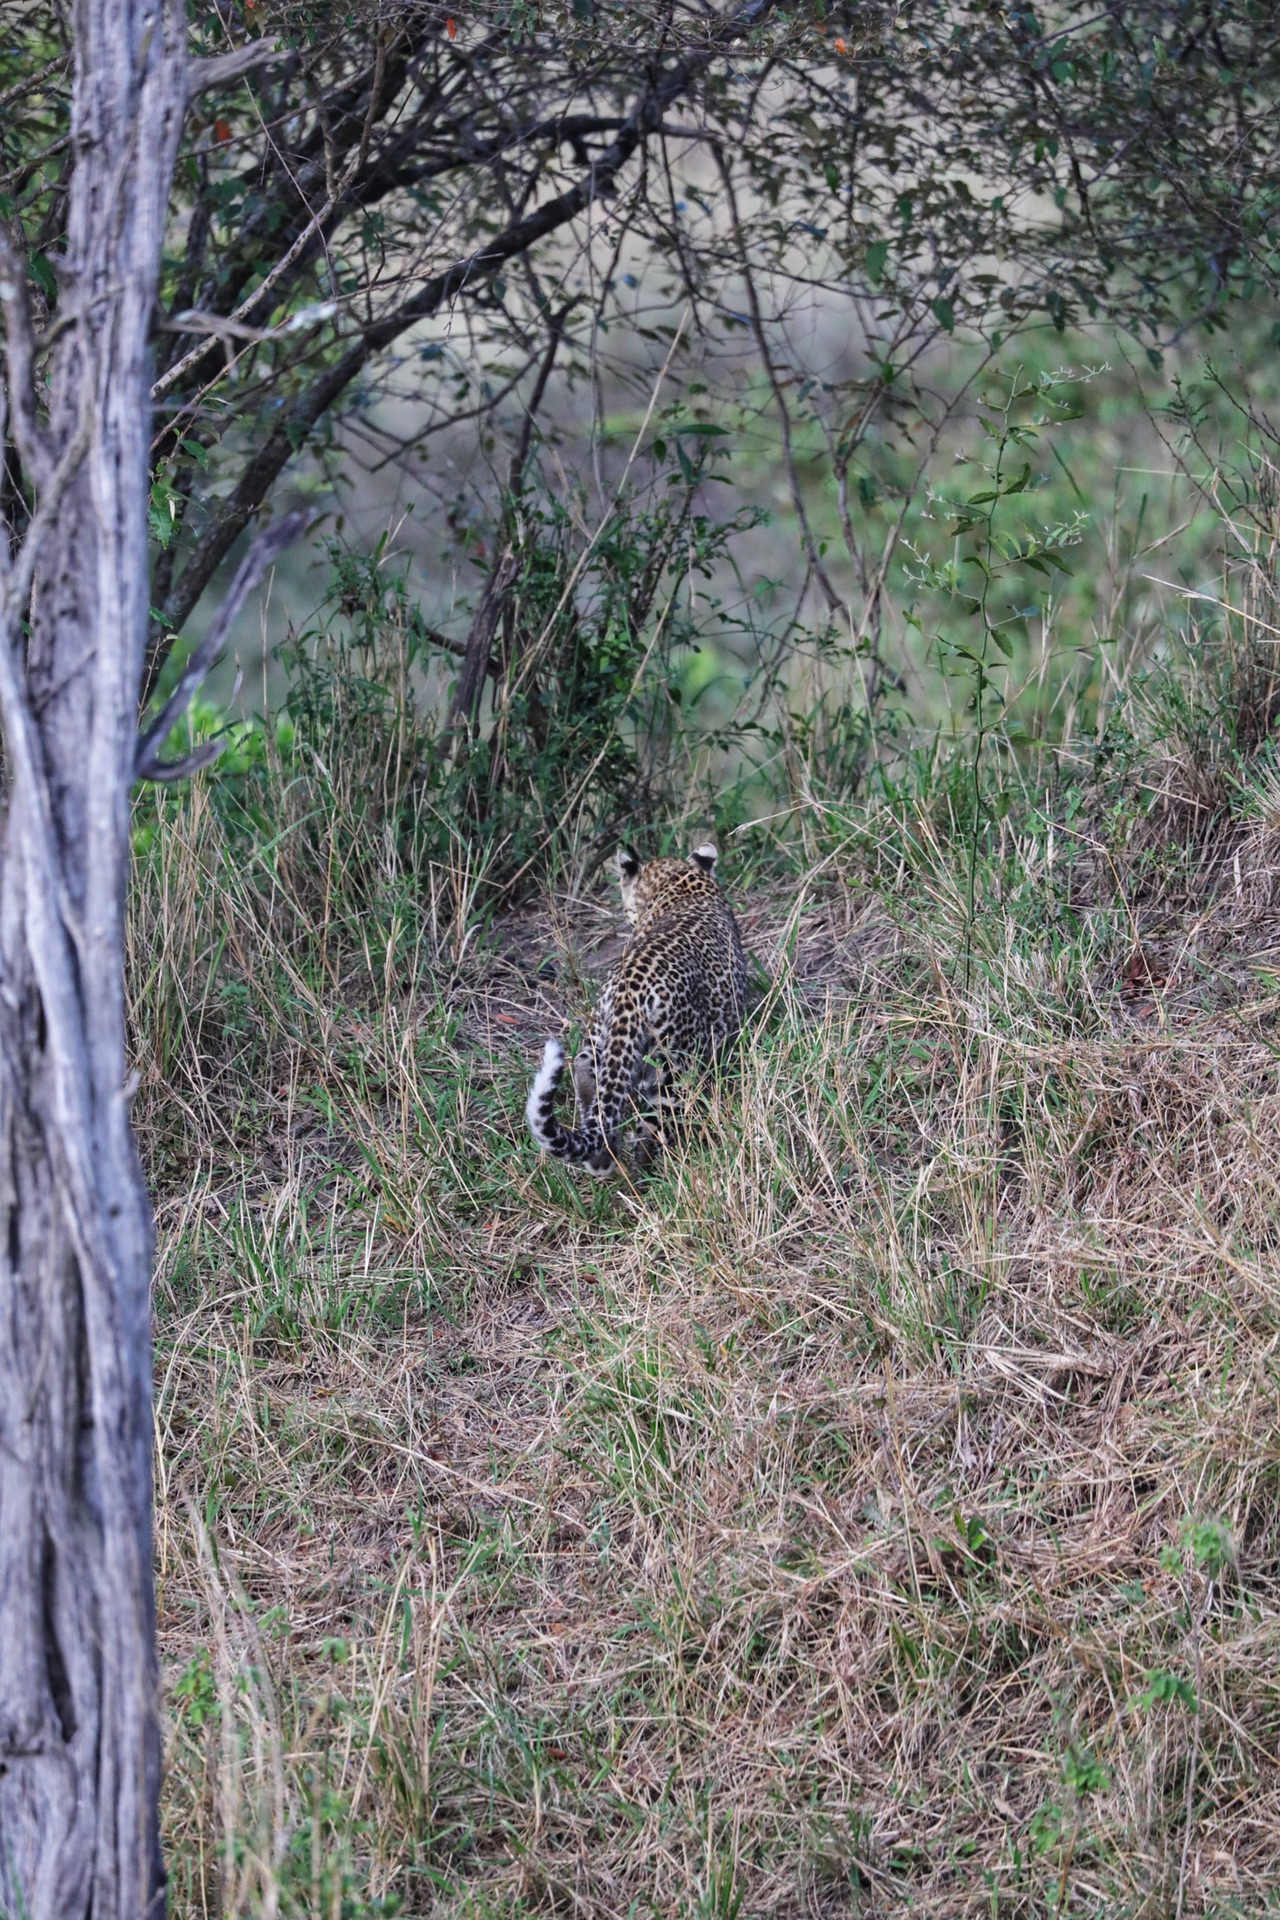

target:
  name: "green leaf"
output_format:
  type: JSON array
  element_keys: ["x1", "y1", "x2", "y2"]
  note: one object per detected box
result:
[
  {"x1": 865, "y1": 240, "x2": 889, "y2": 284},
  {"x1": 990, "y1": 627, "x2": 1014, "y2": 658},
  {"x1": 1182, "y1": 1516, "x2": 1234, "y2": 1578},
  {"x1": 931, "y1": 296, "x2": 954, "y2": 333},
  {"x1": 28, "y1": 250, "x2": 57, "y2": 302},
  {"x1": 1062, "y1": 1749, "x2": 1109, "y2": 1799},
  {"x1": 1131, "y1": 1669, "x2": 1196, "y2": 1713}
]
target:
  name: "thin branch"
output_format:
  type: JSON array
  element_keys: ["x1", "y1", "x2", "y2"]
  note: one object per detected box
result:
[
  {"x1": 140, "y1": 735, "x2": 233, "y2": 783},
  {"x1": 0, "y1": 223, "x2": 55, "y2": 489},
  {"x1": 448, "y1": 546, "x2": 520, "y2": 730},
  {"x1": 134, "y1": 509, "x2": 307, "y2": 782},
  {"x1": 0, "y1": 132, "x2": 74, "y2": 197},
  {"x1": 447, "y1": 305, "x2": 574, "y2": 726},
  {"x1": 712, "y1": 143, "x2": 845, "y2": 617},
  {"x1": 364, "y1": 349, "x2": 544, "y2": 473},
  {"x1": 0, "y1": 51, "x2": 69, "y2": 116},
  {"x1": 153, "y1": 193, "x2": 348, "y2": 393},
  {"x1": 157, "y1": 300, "x2": 337, "y2": 344},
  {"x1": 509, "y1": 299, "x2": 576, "y2": 494},
  {"x1": 0, "y1": 417, "x2": 91, "y2": 627},
  {"x1": 188, "y1": 38, "x2": 287, "y2": 97}
]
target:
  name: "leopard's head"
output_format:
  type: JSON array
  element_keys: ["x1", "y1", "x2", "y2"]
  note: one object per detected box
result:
[{"x1": 616, "y1": 842, "x2": 720, "y2": 925}]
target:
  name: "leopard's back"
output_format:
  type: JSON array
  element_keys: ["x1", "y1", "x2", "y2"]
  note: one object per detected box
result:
[{"x1": 526, "y1": 844, "x2": 749, "y2": 1175}]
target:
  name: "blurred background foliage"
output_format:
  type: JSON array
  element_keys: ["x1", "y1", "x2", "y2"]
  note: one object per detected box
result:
[{"x1": 3, "y1": 0, "x2": 1280, "y2": 897}]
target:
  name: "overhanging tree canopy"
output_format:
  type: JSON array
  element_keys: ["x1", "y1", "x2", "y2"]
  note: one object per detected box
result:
[{"x1": 5, "y1": 0, "x2": 1279, "y2": 699}]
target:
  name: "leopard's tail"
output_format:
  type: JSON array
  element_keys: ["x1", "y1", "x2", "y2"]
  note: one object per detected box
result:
[{"x1": 525, "y1": 1039, "x2": 615, "y2": 1174}]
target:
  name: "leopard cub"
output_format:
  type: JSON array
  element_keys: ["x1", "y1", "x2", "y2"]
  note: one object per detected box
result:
[{"x1": 526, "y1": 842, "x2": 749, "y2": 1175}]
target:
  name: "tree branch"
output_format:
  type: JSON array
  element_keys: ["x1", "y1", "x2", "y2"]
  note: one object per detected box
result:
[
  {"x1": 446, "y1": 300, "x2": 574, "y2": 727},
  {"x1": 154, "y1": 0, "x2": 779, "y2": 649},
  {"x1": 135, "y1": 509, "x2": 306, "y2": 782},
  {"x1": 0, "y1": 222, "x2": 55, "y2": 490},
  {"x1": 0, "y1": 416, "x2": 92, "y2": 624},
  {"x1": 713, "y1": 143, "x2": 846, "y2": 618},
  {"x1": 187, "y1": 39, "x2": 287, "y2": 97}
]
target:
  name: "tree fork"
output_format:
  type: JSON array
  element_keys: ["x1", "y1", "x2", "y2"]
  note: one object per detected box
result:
[{"x1": 0, "y1": 2, "x2": 187, "y2": 1913}]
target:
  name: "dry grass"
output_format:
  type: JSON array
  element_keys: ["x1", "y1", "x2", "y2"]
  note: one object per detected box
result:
[{"x1": 132, "y1": 682, "x2": 1280, "y2": 1918}]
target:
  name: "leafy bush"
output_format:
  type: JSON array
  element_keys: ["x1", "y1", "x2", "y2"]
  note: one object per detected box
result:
[{"x1": 273, "y1": 460, "x2": 756, "y2": 903}]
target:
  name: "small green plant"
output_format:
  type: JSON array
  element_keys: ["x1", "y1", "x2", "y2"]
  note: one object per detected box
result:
[
  {"x1": 171, "y1": 1647, "x2": 218, "y2": 1731},
  {"x1": 1183, "y1": 1515, "x2": 1235, "y2": 1580},
  {"x1": 1045, "y1": 1745, "x2": 1110, "y2": 1916},
  {"x1": 1130, "y1": 1668, "x2": 1198, "y2": 1712}
]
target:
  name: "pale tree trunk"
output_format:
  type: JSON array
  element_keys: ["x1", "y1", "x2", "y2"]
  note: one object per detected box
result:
[{"x1": 0, "y1": 2, "x2": 187, "y2": 1914}]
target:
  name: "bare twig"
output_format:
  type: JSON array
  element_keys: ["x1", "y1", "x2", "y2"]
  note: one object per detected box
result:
[
  {"x1": 447, "y1": 302, "x2": 576, "y2": 728},
  {"x1": 448, "y1": 547, "x2": 520, "y2": 732},
  {"x1": 134, "y1": 509, "x2": 307, "y2": 782},
  {"x1": 712, "y1": 143, "x2": 845, "y2": 617}
]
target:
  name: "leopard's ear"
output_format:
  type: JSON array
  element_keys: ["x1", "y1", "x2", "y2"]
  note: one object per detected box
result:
[
  {"x1": 689, "y1": 843, "x2": 718, "y2": 873},
  {"x1": 617, "y1": 845, "x2": 641, "y2": 881}
]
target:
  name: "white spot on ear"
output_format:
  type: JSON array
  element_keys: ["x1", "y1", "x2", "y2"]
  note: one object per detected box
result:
[{"x1": 690, "y1": 843, "x2": 718, "y2": 872}]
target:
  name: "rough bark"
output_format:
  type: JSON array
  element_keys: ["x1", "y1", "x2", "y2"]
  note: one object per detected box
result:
[{"x1": 0, "y1": 2, "x2": 187, "y2": 1914}]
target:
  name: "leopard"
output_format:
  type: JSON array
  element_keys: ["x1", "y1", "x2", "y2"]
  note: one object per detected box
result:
[{"x1": 526, "y1": 842, "x2": 750, "y2": 1175}]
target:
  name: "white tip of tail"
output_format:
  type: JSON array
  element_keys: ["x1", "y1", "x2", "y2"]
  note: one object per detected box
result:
[{"x1": 526, "y1": 1038, "x2": 566, "y2": 1148}]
